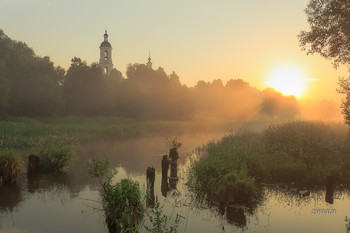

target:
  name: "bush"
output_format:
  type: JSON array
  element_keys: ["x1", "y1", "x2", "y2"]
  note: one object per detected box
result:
[
  {"x1": 144, "y1": 197, "x2": 184, "y2": 233},
  {"x1": 187, "y1": 132, "x2": 262, "y2": 205},
  {"x1": 86, "y1": 158, "x2": 143, "y2": 232},
  {"x1": 218, "y1": 168, "x2": 259, "y2": 204},
  {"x1": 103, "y1": 178, "x2": 144, "y2": 232},
  {"x1": 86, "y1": 157, "x2": 116, "y2": 189},
  {"x1": 36, "y1": 139, "x2": 73, "y2": 173},
  {"x1": 0, "y1": 151, "x2": 22, "y2": 184}
]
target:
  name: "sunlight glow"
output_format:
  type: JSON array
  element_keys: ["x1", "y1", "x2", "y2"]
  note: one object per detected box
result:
[{"x1": 266, "y1": 65, "x2": 307, "y2": 98}]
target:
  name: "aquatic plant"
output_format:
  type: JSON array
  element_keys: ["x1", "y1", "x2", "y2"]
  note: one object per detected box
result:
[
  {"x1": 87, "y1": 157, "x2": 184, "y2": 233},
  {"x1": 262, "y1": 120, "x2": 346, "y2": 184},
  {"x1": 36, "y1": 138, "x2": 73, "y2": 173},
  {"x1": 187, "y1": 131, "x2": 262, "y2": 204},
  {"x1": 87, "y1": 158, "x2": 143, "y2": 232},
  {"x1": 218, "y1": 168, "x2": 259, "y2": 204},
  {"x1": 104, "y1": 178, "x2": 144, "y2": 232},
  {"x1": 143, "y1": 197, "x2": 184, "y2": 233},
  {"x1": 0, "y1": 150, "x2": 22, "y2": 184},
  {"x1": 187, "y1": 121, "x2": 350, "y2": 205},
  {"x1": 86, "y1": 157, "x2": 116, "y2": 190}
]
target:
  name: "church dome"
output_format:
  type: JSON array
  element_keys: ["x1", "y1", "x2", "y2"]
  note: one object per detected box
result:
[
  {"x1": 100, "y1": 30, "x2": 112, "y2": 48},
  {"x1": 100, "y1": 41, "x2": 111, "y2": 48}
]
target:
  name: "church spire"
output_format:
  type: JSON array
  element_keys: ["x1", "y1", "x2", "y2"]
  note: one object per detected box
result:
[
  {"x1": 104, "y1": 30, "x2": 108, "y2": 42},
  {"x1": 147, "y1": 51, "x2": 152, "y2": 69}
]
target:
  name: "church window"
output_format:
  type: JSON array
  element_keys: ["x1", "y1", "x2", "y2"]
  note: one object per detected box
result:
[{"x1": 104, "y1": 51, "x2": 108, "y2": 61}]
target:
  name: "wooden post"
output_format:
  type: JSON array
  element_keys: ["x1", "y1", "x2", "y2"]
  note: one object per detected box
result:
[
  {"x1": 161, "y1": 155, "x2": 169, "y2": 197},
  {"x1": 169, "y1": 148, "x2": 179, "y2": 190},
  {"x1": 325, "y1": 175, "x2": 335, "y2": 204},
  {"x1": 146, "y1": 167, "x2": 155, "y2": 207},
  {"x1": 169, "y1": 148, "x2": 178, "y2": 179}
]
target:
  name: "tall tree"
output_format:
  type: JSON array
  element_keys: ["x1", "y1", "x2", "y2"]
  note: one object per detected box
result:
[
  {"x1": 0, "y1": 29, "x2": 65, "y2": 116},
  {"x1": 299, "y1": 0, "x2": 350, "y2": 68},
  {"x1": 62, "y1": 57, "x2": 105, "y2": 115},
  {"x1": 299, "y1": 0, "x2": 350, "y2": 126}
]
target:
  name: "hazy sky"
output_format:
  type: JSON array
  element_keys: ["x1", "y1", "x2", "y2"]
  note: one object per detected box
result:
[{"x1": 1, "y1": 0, "x2": 348, "y2": 101}]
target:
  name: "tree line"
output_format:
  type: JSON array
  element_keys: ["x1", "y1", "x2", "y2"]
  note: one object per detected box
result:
[{"x1": 0, "y1": 29, "x2": 307, "y2": 121}]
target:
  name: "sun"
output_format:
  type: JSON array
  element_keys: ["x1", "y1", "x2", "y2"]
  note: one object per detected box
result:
[{"x1": 265, "y1": 65, "x2": 307, "y2": 98}]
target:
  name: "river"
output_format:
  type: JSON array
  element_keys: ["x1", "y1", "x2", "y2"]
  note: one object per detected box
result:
[{"x1": 0, "y1": 132, "x2": 349, "y2": 233}]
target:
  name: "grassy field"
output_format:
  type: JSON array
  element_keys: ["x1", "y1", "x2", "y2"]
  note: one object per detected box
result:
[{"x1": 0, "y1": 116, "x2": 217, "y2": 150}]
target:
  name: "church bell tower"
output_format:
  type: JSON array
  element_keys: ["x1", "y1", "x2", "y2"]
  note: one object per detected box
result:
[{"x1": 99, "y1": 30, "x2": 113, "y2": 75}]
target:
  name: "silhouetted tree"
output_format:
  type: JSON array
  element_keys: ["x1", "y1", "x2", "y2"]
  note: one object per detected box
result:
[
  {"x1": 191, "y1": 79, "x2": 261, "y2": 121},
  {"x1": 0, "y1": 30, "x2": 65, "y2": 116},
  {"x1": 299, "y1": 0, "x2": 350, "y2": 68},
  {"x1": 337, "y1": 77, "x2": 350, "y2": 125},
  {"x1": 0, "y1": 60, "x2": 11, "y2": 115},
  {"x1": 123, "y1": 63, "x2": 194, "y2": 120},
  {"x1": 260, "y1": 88, "x2": 300, "y2": 120},
  {"x1": 62, "y1": 57, "x2": 105, "y2": 115},
  {"x1": 299, "y1": 0, "x2": 350, "y2": 126}
]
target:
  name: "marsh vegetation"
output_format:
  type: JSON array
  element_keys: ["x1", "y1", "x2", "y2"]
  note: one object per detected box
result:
[{"x1": 187, "y1": 121, "x2": 350, "y2": 208}]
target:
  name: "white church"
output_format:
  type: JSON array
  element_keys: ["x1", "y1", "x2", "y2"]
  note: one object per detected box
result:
[{"x1": 99, "y1": 30, "x2": 152, "y2": 75}]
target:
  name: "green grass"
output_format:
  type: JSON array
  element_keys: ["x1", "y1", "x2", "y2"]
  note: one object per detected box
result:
[
  {"x1": 0, "y1": 116, "x2": 211, "y2": 150},
  {"x1": 187, "y1": 120, "x2": 350, "y2": 206}
]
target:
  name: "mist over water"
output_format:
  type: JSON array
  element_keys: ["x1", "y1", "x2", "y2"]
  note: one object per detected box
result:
[{"x1": 0, "y1": 26, "x2": 348, "y2": 233}]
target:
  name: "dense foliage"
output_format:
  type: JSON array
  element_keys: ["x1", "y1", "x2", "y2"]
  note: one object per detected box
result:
[
  {"x1": 0, "y1": 29, "x2": 305, "y2": 121},
  {"x1": 0, "y1": 30, "x2": 64, "y2": 116}
]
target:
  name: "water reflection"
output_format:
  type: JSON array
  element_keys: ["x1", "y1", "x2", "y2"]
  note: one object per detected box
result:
[
  {"x1": 27, "y1": 172, "x2": 75, "y2": 205},
  {"x1": 0, "y1": 183, "x2": 22, "y2": 213},
  {"x1": 161, "y1": 175, "x2": 169, "y2": 197},
  {"x1": 325, "y1": 176, "x2": 335, "y2": 204},
  {"x1": 226, "y1": 206, "x2": 246, "y2": 228}
]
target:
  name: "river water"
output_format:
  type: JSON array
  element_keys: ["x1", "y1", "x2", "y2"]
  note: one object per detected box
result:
[{"x1": 0, "y1": 132, "x2": 349, "y2": 233}]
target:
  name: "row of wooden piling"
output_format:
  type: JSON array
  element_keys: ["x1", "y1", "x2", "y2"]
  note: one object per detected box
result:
[{"x1": 145, "y1": 147, "x2": 180, "y2": 207}]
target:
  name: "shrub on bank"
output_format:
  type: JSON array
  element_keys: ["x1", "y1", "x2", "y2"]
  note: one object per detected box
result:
[{"x1": 0, "y1": 150, "x2": 22, "y2": 184}]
